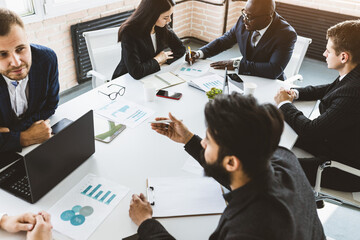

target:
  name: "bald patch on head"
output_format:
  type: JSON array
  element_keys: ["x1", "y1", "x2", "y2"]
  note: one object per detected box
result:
[{"x1": 247, "y1": 0, "x2": 275, "y2": 15}]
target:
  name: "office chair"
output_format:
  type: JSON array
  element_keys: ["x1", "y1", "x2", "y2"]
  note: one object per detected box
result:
[
  {"x1": 284, "y1": 36, "x2": 312, "y2": 85},
  {"x1": 314, "y1": 161, "x2": 360, "y2": 208},
  {"x1": 83, "y1": 27, "x2": 121, "y2": 88}
]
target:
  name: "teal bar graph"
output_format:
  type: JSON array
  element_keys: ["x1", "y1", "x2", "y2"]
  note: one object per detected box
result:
[
  {"x1": 88, "y1": 184, "x2": 101, "y2": 197},
  {"x1": 81, "y1": 184, "x2": 116, "y2": 205},
  {"x1": 93, "y1": 190, "x2": 103, "y2": 200},
  {"x1": 105, "y1": 194, "x2": 116, "y2": 205},
  {"x1": 100, "y1": 191, "x2": 111, "y2": 202},
  {"x1": 81, "y1": 185, "x2": 92, "y2": 195}
]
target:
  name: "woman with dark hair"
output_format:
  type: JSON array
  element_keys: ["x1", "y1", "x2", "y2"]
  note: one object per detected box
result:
[{"x1": 111, "y1": 0, "x2": 185, "y2": 80}]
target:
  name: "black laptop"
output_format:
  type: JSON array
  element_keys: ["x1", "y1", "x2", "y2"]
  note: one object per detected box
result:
[{"x1": 0, "y1": 110, "x2": 95, "y2": 203}]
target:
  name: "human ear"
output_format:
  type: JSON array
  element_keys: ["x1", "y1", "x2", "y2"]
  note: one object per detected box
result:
[
  {"x1": 341, "y1": 52, "x2": 349, "y2": 63},
  {"x1": 223, "y1": 156, "x2": 241, "y2": 172}
]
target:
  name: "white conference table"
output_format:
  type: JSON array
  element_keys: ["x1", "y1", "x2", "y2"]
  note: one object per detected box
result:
[{"x1": 0, "y1": 60, "x2": 316, "y2": 240}]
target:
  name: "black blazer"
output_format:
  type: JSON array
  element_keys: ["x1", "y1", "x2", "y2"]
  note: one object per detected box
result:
[
  {"x1": 0, "y1": 44, "x2": 59, "y2": 152},
  {"x1": 200, "y1": 12, "x2": 297, "y2": 80},
  {"x1": 280, "y1": 65, "x2": 360, "y2": 168},
  {"x1": 112, "y1": 26, "x2": 185, "y2": 80},
  {"x1": 136, "y1": 136, "x2": 325, "y2": 240}
]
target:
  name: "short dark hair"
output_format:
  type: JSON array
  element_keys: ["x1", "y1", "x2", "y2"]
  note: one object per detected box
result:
[
  {"x1": 118, "y1": 0, "x2": 175, "y2": 42},
  {"x1": 327, "y1": 20, "x2": 360, "y2": 64},
  {"x1": 0, "y1": 8, "x2": 24, "y2": 36},
  {"x1": 204, "y1": 92, "x2": 284, "y2": 178}
]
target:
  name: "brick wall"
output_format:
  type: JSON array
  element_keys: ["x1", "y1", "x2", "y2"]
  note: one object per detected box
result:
[
  {"x1": 25, "y1": 0, "x2": 359, "y2": 92},
  {"x1": 276, "y1": 0, "x2": 360, "y2": 17},
  {"x1": 25, "y1": 1, "x2": 140, "y2": 92}
]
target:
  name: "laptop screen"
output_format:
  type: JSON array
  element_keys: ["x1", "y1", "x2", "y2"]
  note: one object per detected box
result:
[{"x1": 24, "y1": 110, "x2": 95, "y2": 203}]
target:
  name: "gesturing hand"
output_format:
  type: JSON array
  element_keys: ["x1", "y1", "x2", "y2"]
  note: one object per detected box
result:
[
  {"x1": 26, "y1": 211, "x2": 52, "y2": 240},
  {"x1": 151, "y1": 113, "x2": 194, "y2": 144}
]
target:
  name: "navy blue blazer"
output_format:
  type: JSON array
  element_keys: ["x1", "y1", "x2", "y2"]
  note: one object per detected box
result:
[
  {"x1": 0, "y1": 44, "x2": 59, "y2": 152},
  {"x1": 112, "y1": 26, "x2": 186, "y2": 80},
  {"x1": 200, "y1": 12, "x2": 297, "y2": 80}
]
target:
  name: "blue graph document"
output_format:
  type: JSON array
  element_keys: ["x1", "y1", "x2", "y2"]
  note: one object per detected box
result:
[
  {"x1": 190, "y1": 74, "x2": 242, "y2": 93},
  {"x1": 48, "y1": 174, "x2": 129, "y2": 240},
  {"x1": 95, "y1": 99, "x2": 155, "y2": 128},
  {"x1": 173, "y1": 59, "x2": 212, "y2": 77}
]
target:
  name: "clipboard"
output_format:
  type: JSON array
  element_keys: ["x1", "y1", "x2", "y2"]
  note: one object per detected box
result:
[{"x1": 146, "y1": 177, "x2": 227, "y2": 218}]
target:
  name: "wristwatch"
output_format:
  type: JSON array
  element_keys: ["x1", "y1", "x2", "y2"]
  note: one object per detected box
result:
[{"x1": 233, "y1": 59, "x2": 240, "y2": 69}]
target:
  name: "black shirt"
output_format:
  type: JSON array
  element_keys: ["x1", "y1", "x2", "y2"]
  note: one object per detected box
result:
[{"x1": 137, "y1": 135, "x2": 325, "y2": 240}]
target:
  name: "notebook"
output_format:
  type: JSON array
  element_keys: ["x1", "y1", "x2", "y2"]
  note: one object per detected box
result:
[{"x1": 141, "y1": 72, "x2": 186, "y2": 90}]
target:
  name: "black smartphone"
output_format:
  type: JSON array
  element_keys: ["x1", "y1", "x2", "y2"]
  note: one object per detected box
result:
[
  {"x1": 156, "y1": 90, "x2": 182, "y2": 100},
  {"x1": 227, "y1": 73, "x2": 244, "y2": 90},
  {"x1": 227, "y1": 73, "x2": 243, "y2": 82}
]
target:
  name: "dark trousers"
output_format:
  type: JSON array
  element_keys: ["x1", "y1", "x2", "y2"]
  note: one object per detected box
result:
[{"x1": 295, "y1": 138, "x2": 360, "y2": 192}]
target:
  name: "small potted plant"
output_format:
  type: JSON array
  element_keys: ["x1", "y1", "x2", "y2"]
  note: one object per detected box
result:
[{"x1": 206, "y1": 87, "x2": 223, "y2": 100}]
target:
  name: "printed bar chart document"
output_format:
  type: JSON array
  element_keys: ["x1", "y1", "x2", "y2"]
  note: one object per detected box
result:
[
  {"x1": 188, "y1": 74, "x2": 242, "y2": 93},
  {"x1": 49, "y1": 174, "x2": 129, "y2": 240},
  {"x1": 147, "y1": 177, "x2": 226, "y2": 218},
  {"x1": 95, "y1": 99, "x2": 154, "y2": 128}
]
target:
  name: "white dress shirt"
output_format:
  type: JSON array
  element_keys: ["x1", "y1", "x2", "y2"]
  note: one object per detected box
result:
[
  {"x1": 3, "y1": 75, "x2": 29, "y2": 118},
  {"x1": 151, "y1": 32, "x2": 157, "y2": 53}
]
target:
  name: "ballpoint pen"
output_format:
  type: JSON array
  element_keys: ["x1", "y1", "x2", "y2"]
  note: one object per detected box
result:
[{"x1": 188, "y1": 46, "x2": 192, "y2": 66}]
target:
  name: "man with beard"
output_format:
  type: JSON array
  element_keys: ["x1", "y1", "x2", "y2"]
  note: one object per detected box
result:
[
  {"x1": 0, "y1": 8, "x2": 59, "y2": 152},
  {"x1": 186, "y1": 0, "x2": 297, "y2": 80},
  {"x1": 129, "y1": 93, "x2": 325, "y2": 239}
]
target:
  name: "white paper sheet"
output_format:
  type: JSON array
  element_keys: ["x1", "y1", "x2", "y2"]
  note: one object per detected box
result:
[
  {"x1": 147, "y1": 177, "x2": 226, "y2": 218},
  {"x1": 95, "y1": 99, "x2": 154, "y2": 128},
  {"x1": 182, "y1": 157, "x2": 204, "y2": 176},
  {"x1": 174, "y1": 60, "x2": 212, "y2": 77},
  {"x1": 189, "y1": 73, "x2": 243, "y2": 93},
  {"x1": 48, "y1": 174, "x2": 129, "y2": 240}
]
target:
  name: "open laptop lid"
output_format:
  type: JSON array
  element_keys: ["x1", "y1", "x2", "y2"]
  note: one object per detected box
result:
[{"x1": 24, "y1": 110, "x2": 95, "y2": 203}]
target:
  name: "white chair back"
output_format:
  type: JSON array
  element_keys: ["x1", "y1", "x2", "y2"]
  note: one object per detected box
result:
[
  {"x1": 83, "y1": 27, "x2": 121, "y2": 88},
  {"x1": 284, "y1": 36, "x2": 312, "y2": 79}
]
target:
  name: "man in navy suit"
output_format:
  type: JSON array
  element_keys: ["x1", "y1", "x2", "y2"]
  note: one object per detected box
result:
[
  {"x1": 187, "y1": 0, "x2": 297, "y2": 80},
  {"x1": 0, "y1": 8, "x2": 59, "y2": 153},
  {"x1": 275, "y1": 20, "x2": 360, "y2": 192}
]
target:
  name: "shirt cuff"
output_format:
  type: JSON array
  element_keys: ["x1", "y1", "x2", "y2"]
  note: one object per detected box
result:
[
  {"x1": 197, "y1": 50, "x2": 204, "y2": 59},
  {"x1": 277, "y1": 100, "x2": 292, "y2": 109},
  {"x1": 292, "y1": 89, "x2": 299, "y2": 100}
]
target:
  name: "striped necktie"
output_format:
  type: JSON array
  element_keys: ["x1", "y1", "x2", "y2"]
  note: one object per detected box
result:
[{"x1": 251, "y1": 31, "x2": 260, "y2": 48}]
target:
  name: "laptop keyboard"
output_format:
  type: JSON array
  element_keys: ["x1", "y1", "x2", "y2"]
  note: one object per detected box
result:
[
  {"x1": 0, "y1": 168, "x2": 16, "y2": 184},
  {"x1": 10, "y1": 176, "x2": 31, "y2": 197}
]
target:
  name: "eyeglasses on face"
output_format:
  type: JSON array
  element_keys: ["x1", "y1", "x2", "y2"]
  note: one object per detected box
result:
[
  {"x1": 98, "y1": 84, "x2": 126, "y2": 100},
  {"x1": 241, "y1": 9, "x2": 270, "y2": 23}
]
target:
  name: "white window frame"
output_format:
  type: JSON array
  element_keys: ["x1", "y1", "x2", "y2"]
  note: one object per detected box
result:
[
  {"x1": 1, "y1": 0, "x2": 125, "y2": 24},
  {"x1": 42, "y1": 0, "x2": 121, "y2": 19}
]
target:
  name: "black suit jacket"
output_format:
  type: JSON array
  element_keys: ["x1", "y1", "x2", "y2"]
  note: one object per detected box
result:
[
  {"x1": 0, "y1": 44, "x2": 59, "y2": 152},
  {"x1": 136, "y1": 136, "x2": 325, "y2": 240},
  {"x1": 112, "y1": 26, "x2": 185, "y2": 80},
  {"x1": 200, "y1": 12, "x2": 297, "y2": 80},
  {"x1": 280, "y1": 65, "x2": 360, "y2": 168}
]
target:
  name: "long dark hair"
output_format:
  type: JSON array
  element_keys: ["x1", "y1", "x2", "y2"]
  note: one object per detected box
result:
[{"x1": 118, "y1": 0, "x2": 175, "y2": 42}]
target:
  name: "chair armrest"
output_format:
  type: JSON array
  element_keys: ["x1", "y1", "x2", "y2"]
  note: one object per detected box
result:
[
  {"x1": 330, "y1": 161, "x2": 360, "y2": 177},
  {"x1": 86, "y1": 70, "x2": 107, "y2": 81},
  {"x1": 284, "y1": 74, "x2": 303, "y2": 85},
  {"x1": 314, "y1": 161, "x2": 360, "y2": 192}
]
